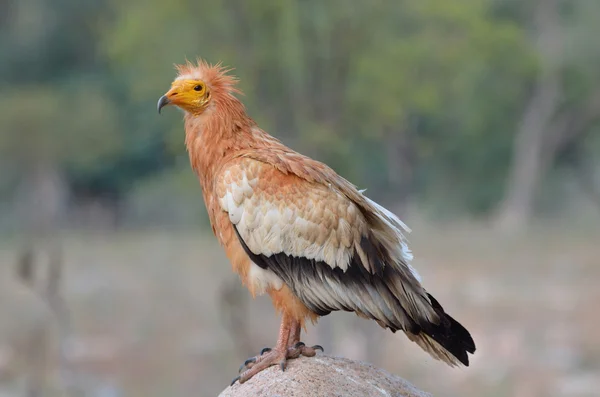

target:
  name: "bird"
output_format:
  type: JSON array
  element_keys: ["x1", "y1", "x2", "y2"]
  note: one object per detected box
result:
[{"x1": 157, "y1": 59, "x2": 476, "y2": 385}]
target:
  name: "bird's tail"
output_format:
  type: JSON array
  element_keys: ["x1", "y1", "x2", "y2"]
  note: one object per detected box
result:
[
  {"x1": 357, "y1": 195, "x2": 475, "y2": 366},
  {"x1": 406, "y1": 293, "x2": 476, "y2": 366}
]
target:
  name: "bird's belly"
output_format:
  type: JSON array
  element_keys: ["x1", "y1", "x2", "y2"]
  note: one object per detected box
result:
[
  {"x1": 247, "y1": 261, "x2": 283, "y2": 295},
  {"x1": 268, "y1": 283, "x2": 319, "y2": 325}
]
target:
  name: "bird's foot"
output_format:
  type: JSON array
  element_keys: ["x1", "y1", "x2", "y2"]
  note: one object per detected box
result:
[
  {"x1": 233, "y1": 343, "x2": 323, "y2": 385},
  {"x1": 232, "y1": 347, "x2": 287, "y2": 385}
]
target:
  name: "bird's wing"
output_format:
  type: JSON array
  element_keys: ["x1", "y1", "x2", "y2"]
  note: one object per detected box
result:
[
  {"x1": 217, "y1": 156, "x2": 426, "y2": 319},
  {"x1": 216, "y1": 156, "x2": 475, "y2": 366}
]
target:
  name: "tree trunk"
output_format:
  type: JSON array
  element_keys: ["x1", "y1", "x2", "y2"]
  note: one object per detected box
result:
[
  {"x1": 494, "y1": 0, "x2": 563, "y2": 231},
  {"x1": 494, "y1": 77, "x2": 560, "y2": 230}
]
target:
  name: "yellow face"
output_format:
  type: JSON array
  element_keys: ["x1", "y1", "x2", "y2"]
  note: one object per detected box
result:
[{"x1": 157, "y1": 79, "x2": 211, "y2": 115}]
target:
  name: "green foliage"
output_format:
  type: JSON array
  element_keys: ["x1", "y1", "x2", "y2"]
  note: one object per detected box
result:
[
  {"x1": 0, "y1": 0, "x2": 598, "y2": 224},
  {"x1": 0, "y1": 86, "x2": 118, "y2": 164}
]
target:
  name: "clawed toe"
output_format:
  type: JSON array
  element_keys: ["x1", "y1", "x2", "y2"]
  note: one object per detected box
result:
[
  {"x1": 238, "y1": 357, "x2": 256, "y2": 373},
  {"x1": 287, "y1": 341, "x2": 324, "y2": 358},
  {"x1": 237, "y1": 346, "x2": 274, "y2": 374},
  {"x1": 235, "y1": 349, "x2": 287, "y2": 384},
  {"x1": 293, "y1": 342, "x2": 322, "y2": 352}
]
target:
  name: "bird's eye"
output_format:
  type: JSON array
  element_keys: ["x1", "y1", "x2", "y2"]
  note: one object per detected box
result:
[{"x1": 193, "y1": 85, "x2": 203, "y2": 92}]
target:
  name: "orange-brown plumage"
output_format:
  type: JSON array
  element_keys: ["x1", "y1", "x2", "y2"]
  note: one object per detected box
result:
[{"x1": 158, "y1": 59, "x2": 475, "y2": 384}]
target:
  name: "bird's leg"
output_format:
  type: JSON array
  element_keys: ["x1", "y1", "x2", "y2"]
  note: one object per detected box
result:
[
  {"x1": 285, "y1": 321, "x2": 323, "y2": 359},
  {"x1": 287, "y1": 321, "x2": 302, "y2": 346},
  {"x1": 233, "y1": 312, "x2": 293, "y2": 385},
  {"x1": 233, "y1": 314, "x2": 324, "y2": 384}
]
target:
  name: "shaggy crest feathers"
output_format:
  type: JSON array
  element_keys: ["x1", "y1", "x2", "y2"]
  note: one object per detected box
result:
[{"x1": 175, "y1": 58, "x2": 242, "y2": 97}]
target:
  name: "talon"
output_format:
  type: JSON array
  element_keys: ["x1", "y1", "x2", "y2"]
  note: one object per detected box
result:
[
  {"x1": 260, "y1": 347, "x2": 272, "y2": 355},
  {"x1": 293, "y1": 342, "x2": 305, "y2": 349},
  {"x1": 239, "y1": 357, "x2": 256, "y2": 373},
  {"x1": 280, "y1": 361, "x2": 286, "y2": 372},
  {"x1": 312, "y1": 344, "x2": 324, "y2": 352},
  {"x1": 230, "y1": 376, "x2": 240, "y2": 386}
]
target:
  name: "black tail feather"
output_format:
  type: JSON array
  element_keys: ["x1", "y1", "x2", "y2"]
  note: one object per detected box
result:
[{"x1": 422, "y1": 293, "x2": 476, "y2": 366}]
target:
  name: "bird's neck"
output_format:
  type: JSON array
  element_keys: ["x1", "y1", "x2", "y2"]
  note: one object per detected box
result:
[{"x1": 183, "y1": 99, "x2": 259, "y2": 192}]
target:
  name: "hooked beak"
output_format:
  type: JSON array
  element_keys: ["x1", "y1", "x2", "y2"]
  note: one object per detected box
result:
[
  {"x1": 157, "y1": 95, "x2": 170, "y2": 114},
  {"x1": 158, "y1": 84, "x2": 181, "y2": 114}
]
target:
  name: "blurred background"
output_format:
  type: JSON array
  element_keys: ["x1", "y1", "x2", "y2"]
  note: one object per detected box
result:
[{"x1": 0, "y1": 0, "x2": 599, "y2": 396}]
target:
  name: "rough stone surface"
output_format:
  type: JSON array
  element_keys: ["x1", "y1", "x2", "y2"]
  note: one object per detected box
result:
[{"x1": 219, "y1": 355, "x2": 432, "y2": 397}]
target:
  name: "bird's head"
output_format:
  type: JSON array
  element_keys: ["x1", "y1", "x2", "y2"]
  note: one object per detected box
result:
[
  {"x1": 157, "y1": 59, "x2": 240, "y2": 116},
  {"x1": 157, "y1": 78, "x2": 211, "y2": 115}
]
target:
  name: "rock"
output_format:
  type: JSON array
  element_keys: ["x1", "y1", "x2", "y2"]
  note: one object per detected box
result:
[{"x1": 219, "y1": 354, "x2": 432, "y2": 397}]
